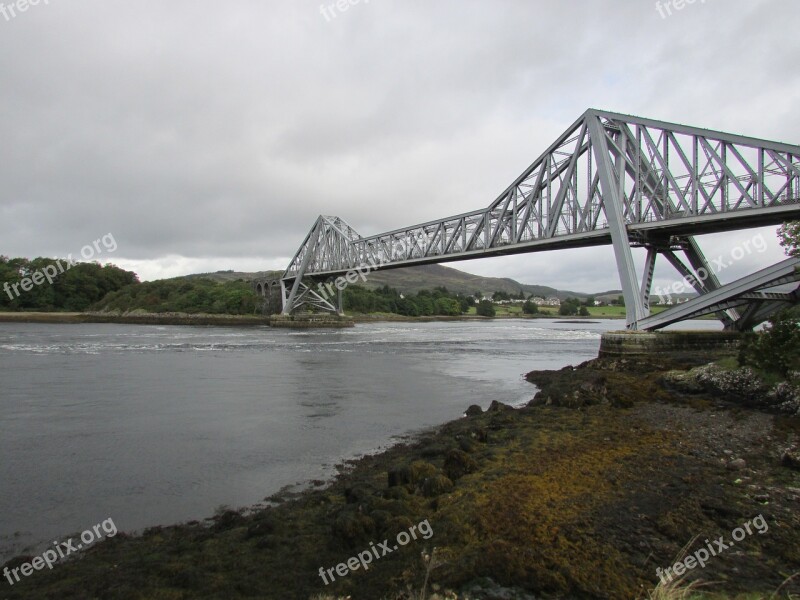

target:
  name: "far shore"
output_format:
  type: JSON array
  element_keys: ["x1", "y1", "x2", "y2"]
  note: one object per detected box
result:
[{"x1": 0, "y1": 311, "x2": 623, "y2": 327}]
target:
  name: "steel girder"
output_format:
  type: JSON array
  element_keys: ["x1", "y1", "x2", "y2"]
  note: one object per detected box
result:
[
  {"x1": 637, "y1": 257, "x2": 800, "y2": 331},
  {"x1": 282, "y1": 109, "x2": 800, "y2": 326}
]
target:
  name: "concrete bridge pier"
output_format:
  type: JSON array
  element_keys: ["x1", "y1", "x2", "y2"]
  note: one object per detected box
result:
[
  {"x1": 599, "y1": 330, "x2": 743, "y2": 361},
  {"x1": 252, "y1": 277, "x2": 353, "y2": 328}
]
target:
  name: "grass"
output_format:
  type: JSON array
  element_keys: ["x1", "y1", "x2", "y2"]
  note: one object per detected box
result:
[{"x1": 349, "y1": 303, "x2": 680, "y2": 320}]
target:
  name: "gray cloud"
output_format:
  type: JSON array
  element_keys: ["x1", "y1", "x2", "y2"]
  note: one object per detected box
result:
[{"x1": 0, "y1": 0, "x2": 797, "y2": 289}]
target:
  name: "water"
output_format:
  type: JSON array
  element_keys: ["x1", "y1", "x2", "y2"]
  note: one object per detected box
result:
[{"x1": 0, "y1": 319, "x2": 716, "y2": 560}]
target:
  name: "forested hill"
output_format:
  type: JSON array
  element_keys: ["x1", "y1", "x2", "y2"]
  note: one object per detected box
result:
[
  {"x1": 2, "y1": 258, "x2": 613, "y2": 316},
  {"x1": 94, "y1": 278, "x2": 262, "y2": 315},
  {"x1": 0, "y1": 257, "x2": 138, "y2": 312},
  {"x1": 189, "y1": 264, "x2": 596, "y2": 301}
]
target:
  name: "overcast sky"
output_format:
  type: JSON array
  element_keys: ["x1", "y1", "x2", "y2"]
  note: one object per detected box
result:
[{"x1": 1, "y1": 0, "x2": 798, "y2": 293}]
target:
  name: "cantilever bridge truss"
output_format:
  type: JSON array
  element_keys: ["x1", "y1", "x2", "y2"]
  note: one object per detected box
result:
[{"x1": 278, "y1": 109, "x2": 800, "y2": 330}]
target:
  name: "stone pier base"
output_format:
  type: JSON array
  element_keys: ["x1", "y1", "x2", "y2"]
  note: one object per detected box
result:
[
  {"x1": 599, "y1": 330, "x2": 742, "y2": 360},
  {"x1": 268, "y1": 314, "x2": 355, "y2": 329}
]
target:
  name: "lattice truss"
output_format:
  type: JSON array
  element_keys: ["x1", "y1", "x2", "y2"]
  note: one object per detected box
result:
[{"x1": 281, "y1": 110, "x2": 800, "y2": 328}]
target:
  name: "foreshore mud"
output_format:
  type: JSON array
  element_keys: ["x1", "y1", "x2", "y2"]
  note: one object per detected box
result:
[{"x1": 2, "y1": 352, "x2": 798, "y2": 599}]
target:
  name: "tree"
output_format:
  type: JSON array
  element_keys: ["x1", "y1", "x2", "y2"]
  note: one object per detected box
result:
[
  {"x1": 1, "y1": 258, "x2": 137, "y2": 312},
  {"x1": 492, "y1": 290, "x2": 511, "y2": 302},
  {"x1": 559, "y1": 297, "x2": 581, "y2": 316},
  {"x1": 559, "y1": 303, "x2": 578, "y2": 316},
  {"x1": 739, "y1": 310, "x2": 800, "y2": 377},
  {"x1": 476, "y1": 300, "x2": 496, "y2": 317},
  {"x1": 522, "y1": 299, "x2": 539, "y2": 315},
  {"x1": 779, "y1": 221, "x2": 800, "y2": 257},
  {"x1": 415, "y1": 295, "x2": 435, "y2": 316},
  {"x1": 579, "y1": 306, "x2": 591, "y2": 317},
  {"x1": 583, "y1": 296, "x2": 595, "y2": 307},
  {"x1": 397, "y1": 297, "x2": 419, "y2": 316},
  {"x1": 435, "y1": 297, "x2": 461, "y2": 316}
]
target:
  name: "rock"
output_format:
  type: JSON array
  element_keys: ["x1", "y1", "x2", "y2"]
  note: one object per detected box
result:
[
  {"x1": 387, "y1": 468, "x2": 407, "y2": 488},
  {"x1": 368, "y1": 509, "x2": 392, "y2": 532},
  {"x1": 344, "y1": 486, "x2": 370, "y2": 504},
  {"x1": 245, "y1": 518, "x2": 275, "y2": 539},
  {"x1": 662, "y1": 370, "x2": 705, "y2": 394},
  {"x1": 768, "y1": 382, "x2": 800, "y2": 415},
  {"x1": 461, "y1": 577, "x2": 540, "y2": 600},
  {"x1": 420, "y1": 475, "x2": 454, "y2": 497},
  {"x1": 527, "y1": 366, "x2": 610, "y2": 408},
  {"x1": 471, "y1": 428, "x2": 489, "y2": 443},
  {"x1": 487, "y1": 400, "x2": 513, "y2": 412},
  {"x1": 664, "y1": 364, "x2": 771, "y2": 406},
  {"x1": 382, "y1": 515, "x2": 414, "y2": 538},
  {"x1": 781, "y1": 446, "x2": 800, "y2": 470},
  {"x1": 420, "y1": 443, "x2": 448, "y2": 458},
  {"x1": 443, "y1": 449, "x2": 478, "y2": 481},
  {"x1": 407, "y1": 460, "x2": 439, "y2": 483},
  {"x1": 465, "y1": 404, "x2": 483, "y2": 416},
  {"x1": 211, "y1": 509, "x2": 246, "y2": 531},
  {"x1": 727, "y1": 458, "x2": 747, "y2": 471},
  {"x1": 388, "y1": 460, "x2": 438, "y2": 487},
  {"x1": 457, "y1": 436, "x2": 476, "y2": 453},
  {"x1": 333, "y1": 510, "x2": 374, "y2": 544}
]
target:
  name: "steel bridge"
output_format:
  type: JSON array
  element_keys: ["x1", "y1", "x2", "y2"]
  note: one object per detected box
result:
[{"x1": 276, "y1": 109, "x2": 800, "y2": 330}]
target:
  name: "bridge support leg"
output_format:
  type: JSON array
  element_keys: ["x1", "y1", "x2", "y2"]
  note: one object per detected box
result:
[
  {"x1": 280, "y1": 279, "x2": 288, "y2": 314},
  {"x1": 662, "y1": 237, "x2": 737, "y2": 329},
  {"x1": 587, "y1": 114, "x2": 648, "y2": 329},
  {"x1": 640, "y1": 247, "x2": 658, "y2": 313},
  {"x1": 283, "y1": 218, "x2": 322, "y2": 315},
  {"x1": 683, "y1": 237, "x2": 740, "y2": 327}
]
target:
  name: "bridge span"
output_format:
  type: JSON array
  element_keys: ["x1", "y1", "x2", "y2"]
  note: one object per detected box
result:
[{"x1": 275, "y1": 109, "x2": 800, "y2": 330}]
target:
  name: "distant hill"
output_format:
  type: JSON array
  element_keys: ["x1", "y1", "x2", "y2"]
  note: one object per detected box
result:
[
  {"x1": 182, "y1": 264, "x2": 592, "y2": 300},
  {"x1": 360, "y1": 264, "x2": 590, "y2": 300},
  {"x1": 182, "y1": 270, "x2": 283, "y2": 283}
]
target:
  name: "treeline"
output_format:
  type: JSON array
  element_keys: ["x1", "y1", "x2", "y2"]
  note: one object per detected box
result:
[
  {"x1": 0, "y1": 256, "x2": 138, "y2": 312},
  {"x1": 558, "y1": 297, "x2": 592, "y2": 317},
  {"x1": 95, "y1": 278, "x2": 262, "y2": 315},
  {"x1": 343, "y1": 285, "x2": 471, "y2": 316}
]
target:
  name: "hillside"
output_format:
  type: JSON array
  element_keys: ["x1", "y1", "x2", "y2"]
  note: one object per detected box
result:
[
  {"x1": 186, "y1": 264, "x2": 596, "y2": 300},
  {"x1": 182, "y1": 270, "x2": 283, "y2": 283}
]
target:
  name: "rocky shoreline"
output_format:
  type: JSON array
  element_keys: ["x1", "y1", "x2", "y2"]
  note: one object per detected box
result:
[{"x1": 2, "y1": 351, "x2": 798, "y2": 599}]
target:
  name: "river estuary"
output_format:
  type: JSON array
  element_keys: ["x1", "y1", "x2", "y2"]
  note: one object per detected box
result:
[{"x1": 0, "y1": 319, "x2": 717, "y2": 561}]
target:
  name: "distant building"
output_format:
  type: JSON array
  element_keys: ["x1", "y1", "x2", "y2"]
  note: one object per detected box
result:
[{"x1": 532, "y1": 296, "x2": 561, "y2": 307}]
